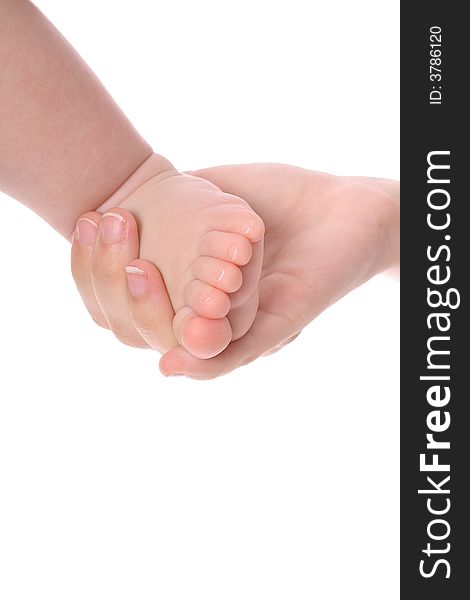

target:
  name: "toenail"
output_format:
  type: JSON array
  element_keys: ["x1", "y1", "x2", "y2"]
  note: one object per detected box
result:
[
  {"x1": 75, "y1": 218, "x2": 98, "y2": 246},
  {"x1": 101, "y1": 213, "x2": 125, "y2": 242},
  {"x1": 214, "y1": 267, "x2": 225, "y2": 282},
  {"x1": 241, "y1": 218, "x2": 255, "y2": 235},
  {"x1": 200, "y1": 290, "x2": 213, "y2": 304},
  {"x1": 227, "y1": 244, "x2": 238, "y2": 261}
]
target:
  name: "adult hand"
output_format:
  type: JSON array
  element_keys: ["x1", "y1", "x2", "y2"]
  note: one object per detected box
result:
[
  {"x1": 71, "y1": 207, "x2": 177, "y2": 353},
  {"x1": 71, "y1": 164, "x2": 399, "y2": 379}
]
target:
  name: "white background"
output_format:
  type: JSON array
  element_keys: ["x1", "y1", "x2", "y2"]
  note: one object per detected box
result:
[{"x1": 0, "y1": 1, "x2": 399, "y2": 598}]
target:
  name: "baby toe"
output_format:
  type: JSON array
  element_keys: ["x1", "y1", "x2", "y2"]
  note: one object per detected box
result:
[
  {"x1": 200, "y1": 231, "x2": 253, "y2": 266},
  {"x1": 185, "y1": 279, "x2": 231, "y2": 319},
  {"x1": 228, "y1": 239, "x2": 264, "y2": 309},
  {"x1": 212, "y1": 206, "x2": 265, "y2": 243},
  {"x1": 191, "y1": 256, "x2": 242, "y2": 293},
  {"x1": 173, "y1": 308, "x2": 232, "y2": 359}
]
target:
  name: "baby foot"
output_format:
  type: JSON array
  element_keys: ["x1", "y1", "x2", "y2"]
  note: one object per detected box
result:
[{"x1": 115, "y1": 170, "x2": 265, "y2": 358}]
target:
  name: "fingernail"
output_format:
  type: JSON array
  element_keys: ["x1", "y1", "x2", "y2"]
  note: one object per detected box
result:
[
  {"x1": 101, "y1": 212, "x2": 125, "y2": 242},
  {"x1": 76, "y1": 218, "x2": 98, "y2": 246},
  {"x1": 125, "y1": 265, "x2": 149, "y2": 297}
]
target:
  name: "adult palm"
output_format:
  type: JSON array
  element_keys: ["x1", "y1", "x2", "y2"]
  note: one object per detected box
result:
[{"x1": 160, "y1": 164, "x2": 398, "y2": 378}]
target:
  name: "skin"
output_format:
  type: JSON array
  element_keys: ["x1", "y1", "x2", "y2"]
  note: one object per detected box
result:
[
  {"x1": 0, "y1": 0, "x2": 152, "y2": 238},
  {"x1": 98, "y1": 165, "x2": 265, "y2": 359},
  {"x1": 71, "y1": 163, "x2": 400, "y2": 379},
  {"x1": 1, "y1": 2, "x2": 398, "y2": 376},
  {"x1": 0, "y1": 0, "x2": 264, "y2": 358}
]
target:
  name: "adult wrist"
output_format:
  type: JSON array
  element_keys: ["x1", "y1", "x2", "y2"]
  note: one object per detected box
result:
[{"x1": 377, "y1": 181, "x2": 400, "y2": 279}]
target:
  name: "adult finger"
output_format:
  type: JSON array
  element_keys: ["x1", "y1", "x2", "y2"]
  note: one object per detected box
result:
[
  {"x1": 125, "y1": 258, "x2": 178, "y2": 353},
  {"x1": 159, "y1": 269, "x2": 304, "y2": 379},
  {"x1": 71, "y1": 212, "x2": 108, "y2": 328},
  {"x1": 91, "y1": 208, "x2": 148, "y2": 348},
  {"x1": 159, "y1": 305, "x2": 299, "y2": 379}
]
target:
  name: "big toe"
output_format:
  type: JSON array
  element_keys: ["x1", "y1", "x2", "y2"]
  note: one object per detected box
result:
[{"x1": 173, "y1": 308, "x2": 232, "y2": 359}]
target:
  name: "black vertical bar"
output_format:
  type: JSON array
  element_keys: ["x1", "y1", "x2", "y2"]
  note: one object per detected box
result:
[{"x1": 401, "y1": 2, "x2": 469, "y2": 598}]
